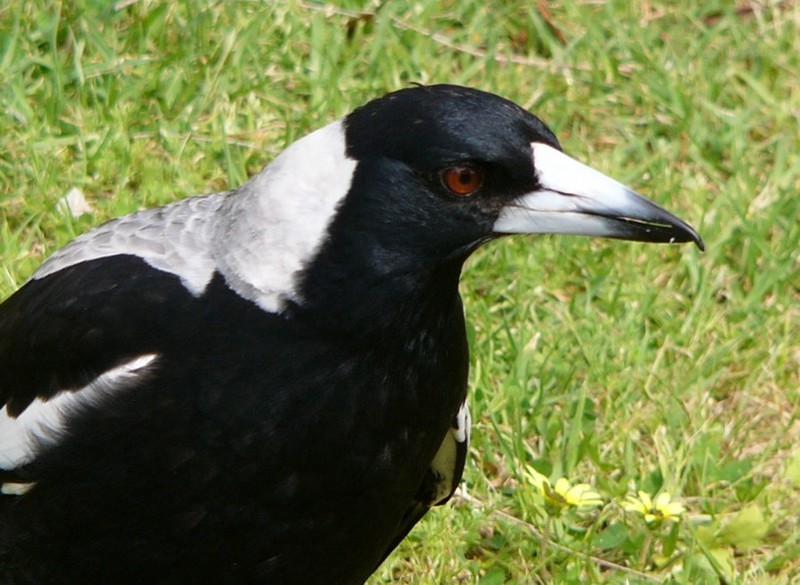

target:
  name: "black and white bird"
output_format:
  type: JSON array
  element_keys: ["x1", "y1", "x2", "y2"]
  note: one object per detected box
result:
[{"x1": 0, "y1": 85, "x2": 702, "y2": 584}]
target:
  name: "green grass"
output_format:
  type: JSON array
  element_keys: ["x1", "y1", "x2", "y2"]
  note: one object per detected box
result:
[{"x1": 1, "y1": 1, "x2": 798, "y2": 583}]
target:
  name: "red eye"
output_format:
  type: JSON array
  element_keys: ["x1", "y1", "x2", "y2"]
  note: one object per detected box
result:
[{"x1": 440, "y1": 165, "x2": 484, "y2": 196}]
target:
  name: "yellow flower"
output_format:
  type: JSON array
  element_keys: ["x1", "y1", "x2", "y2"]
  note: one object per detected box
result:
[
  {"x1": 623, "y1": 491, "x2": 685, "y2": 524},
  {"x1": 525, "y1": 466, "x2": 550, "y2": 491},
  {"x1": 551, "y1": 477, "x2": 604, "y2": 509},
  {"x1": 525, "y1": 466, "x2": 603, "y2": 512}
]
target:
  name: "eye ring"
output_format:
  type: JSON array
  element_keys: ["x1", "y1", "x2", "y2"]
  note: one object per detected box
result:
[{"x1": 440, "y1": 164, "x2": 484, "y2": 196}]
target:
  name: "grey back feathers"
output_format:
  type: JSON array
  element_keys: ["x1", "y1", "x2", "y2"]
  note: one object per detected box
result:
[
  {"x1": 33, "y1": 120, "x2": 357, "y2": 314},
  {"x1": 34, "y1": 193, "x2": 227, "y2": 296}
]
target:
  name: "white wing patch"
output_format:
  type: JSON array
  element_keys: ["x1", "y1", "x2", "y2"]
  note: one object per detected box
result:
[
  {"x1": 0, "y1": 354, "x2": 158, "y2": 472},
  {"x1": 428, "y1": 401, "x2": 471, "y2": 505},
  {"x1": 1, "y1": 481, "x2": 34, "y2": 495}
]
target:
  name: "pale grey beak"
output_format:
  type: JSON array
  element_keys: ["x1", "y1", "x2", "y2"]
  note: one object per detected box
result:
[{"x1": 493, "y1": 143, "x2": 704, "y2": 250}]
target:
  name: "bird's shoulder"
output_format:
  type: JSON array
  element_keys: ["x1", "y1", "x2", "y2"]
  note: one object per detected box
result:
[
  {"x1": 0, "y1": 252, "x2": 207, "y2": 470},
  {"x1": 34, "y1": 192, "x2": 227, "y2": 294}
]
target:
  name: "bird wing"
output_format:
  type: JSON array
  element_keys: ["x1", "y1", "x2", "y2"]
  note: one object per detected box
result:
[
  {"x1": 425, "y1": 400, "x2": 471, "y2": 507},
  {"x1": 0, "y1": 193, "x2": 231, "y2": 474},
  {"x1": 373, "y1": 401, "x2": 471, "y2": 571},
  {"x1": 0, "y1": 254, "x2": 199, "y2": 472},
  {"x1": 0, "y1": 117, "x2": 357, "y2": 477}
]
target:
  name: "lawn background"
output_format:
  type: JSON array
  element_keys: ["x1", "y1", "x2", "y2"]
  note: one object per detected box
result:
[{"x1": 1, "y1": 1, "x2": 798, "y2": 583}]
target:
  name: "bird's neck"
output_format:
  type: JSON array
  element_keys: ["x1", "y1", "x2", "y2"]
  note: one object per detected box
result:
[{"x1": 291, "y1": 254, "x2": 467, "y2": 345}]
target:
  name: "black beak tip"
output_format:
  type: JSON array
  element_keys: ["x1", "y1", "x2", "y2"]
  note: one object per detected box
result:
[{"x1": 679, "y1": 224, "x2": 705, "y2": 252}]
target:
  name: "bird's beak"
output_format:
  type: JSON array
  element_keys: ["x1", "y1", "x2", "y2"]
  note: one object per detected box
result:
[{"x1": 493, "y1": 143, "x2": 704, "y2": 250}]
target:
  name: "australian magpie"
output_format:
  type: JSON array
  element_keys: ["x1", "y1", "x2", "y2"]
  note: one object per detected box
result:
[{"x1": 0, "y1": 85, "x2": 703, "y2": 584}]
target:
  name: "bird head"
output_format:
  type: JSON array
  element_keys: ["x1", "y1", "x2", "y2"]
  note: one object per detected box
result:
[
  {"x1": 217, "y1": 85, "x2": 703, "y2": 315},
  {"x1": 339, "y1": 84, "x2": 703, "y2": 261}
]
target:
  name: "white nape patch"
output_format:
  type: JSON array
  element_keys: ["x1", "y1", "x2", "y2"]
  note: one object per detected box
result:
[
  {"x1": 0, "y1": 354, "x2": 157, "y2": 471},
  {"x1": 429, "y1": 401, "x2": 471, "y2": 505},
  {"x1": 33, "y1": 119, "x2": 355, "y2": 313},
  {"x1": 211, "y1": 120, "x2": 357, "y2": 312},
  {"x1": 493, "y1": 142, "x2": 647, "y2": 236},
  {"x1": 34, "y1": 194, "x2": 226, "y2": 296}
]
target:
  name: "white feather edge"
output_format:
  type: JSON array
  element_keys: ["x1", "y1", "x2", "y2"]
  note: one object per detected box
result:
[
  {"x1": 0, "y1": 353, "x2": 158, "y2": 473},
  {"x1": 428, "y1": 401, "x2": 471, "y2": 504}
]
